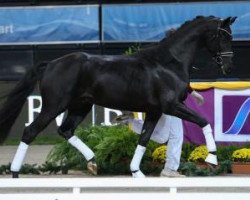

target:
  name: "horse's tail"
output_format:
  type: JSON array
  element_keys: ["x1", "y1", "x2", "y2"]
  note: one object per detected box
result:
[{"x1": 0, "y1": 62, "x2": 48, "y2": 144}]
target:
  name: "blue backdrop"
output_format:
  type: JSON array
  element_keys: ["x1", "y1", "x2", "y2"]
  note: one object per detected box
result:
[
  {"x1": 1, "y1": 2, "x2": 250, "y2": 44},
  {"x1": 0, "y1": 5, "x2": 99, "y2": 44},
  {"x1": 103, "y1": 1, "x2": 250, "y2": 41}
]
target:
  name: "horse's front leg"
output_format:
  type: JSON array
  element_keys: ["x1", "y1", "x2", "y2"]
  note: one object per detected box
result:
[
  {"x1": 130, "y1": 112, "x2": 161, "y2": 178},
  {"x1": 168, "y1": 103, "x2": 218, "y2": 166}
]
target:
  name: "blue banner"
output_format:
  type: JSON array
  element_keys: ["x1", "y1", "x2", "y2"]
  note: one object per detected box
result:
[
  {"x1": 0, "y1": 5, "x2": 99, "y2": 44},
  {"x1": 103, "y1": 1, "x2": 250, "y2": 41}
]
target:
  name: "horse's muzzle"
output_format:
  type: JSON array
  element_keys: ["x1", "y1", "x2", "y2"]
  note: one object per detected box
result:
[{"x1": 221, "y1": 65, "x2": 232, "y2": 75}]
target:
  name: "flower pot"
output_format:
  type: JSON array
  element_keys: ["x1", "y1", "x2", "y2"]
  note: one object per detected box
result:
[
  {"x1": 196, "y1": 163, "x2": 209, "y2": 169},
  {"x1": 231, "y1": 162, "x2": 250, "y2": 174},
  {"x1": 195, "y1": 162, "x2": 220, "y2": 171}
]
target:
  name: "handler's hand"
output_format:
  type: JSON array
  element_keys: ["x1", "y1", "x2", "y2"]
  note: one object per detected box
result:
[{"x1": 191, "y1": 90, "x2": 204, "y2": 105}]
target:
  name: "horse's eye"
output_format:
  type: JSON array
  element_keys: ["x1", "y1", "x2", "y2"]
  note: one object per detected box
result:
[
  {"x1": 220, "y1": 32, "x2": 232, "y2": 41},
  {"x1": 221, "y1": 37, "x2": 228, "y2": 42}
]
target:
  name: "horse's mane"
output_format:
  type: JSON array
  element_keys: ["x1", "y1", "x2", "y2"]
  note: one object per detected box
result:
[
  {"x1": 160, "y1": 15, "x2": 220, "y2": 42},
  {"x1": 134, "y1": 15, "x2": 220, "y2": 59},
  {"x1": 137, "y1": 15, "x2": 220, "y2": 52}
]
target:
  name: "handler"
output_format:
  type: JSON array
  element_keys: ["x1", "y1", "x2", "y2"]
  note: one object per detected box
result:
[{"x1": 113, "y1": 88, "x2": 204, "y2": 177}]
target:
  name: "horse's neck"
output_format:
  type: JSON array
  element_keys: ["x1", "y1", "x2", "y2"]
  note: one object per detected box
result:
[{"x1": 168, "y1": 26, "x2": 205, "y2": 69}]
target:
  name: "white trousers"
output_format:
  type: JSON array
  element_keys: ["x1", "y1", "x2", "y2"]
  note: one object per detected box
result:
[{"x1": 131, "y1": 114, "x2": 183, "y2": 171}]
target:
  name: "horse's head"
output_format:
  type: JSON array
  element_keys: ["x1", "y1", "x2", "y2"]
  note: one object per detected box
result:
[{"x1": 205, "y1": 17, "x2": 237, "y2": 75}]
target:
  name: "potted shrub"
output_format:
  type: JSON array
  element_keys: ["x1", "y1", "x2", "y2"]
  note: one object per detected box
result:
[
  {"x1": 231, "y1": 148, "x2": 250, "y2": 174},
  {"x1": 188, "y1": 145, "x2": 209, "y2": 169},
  {"x1": 152, "y1": 145, "x2": 167, "y2": 164}
]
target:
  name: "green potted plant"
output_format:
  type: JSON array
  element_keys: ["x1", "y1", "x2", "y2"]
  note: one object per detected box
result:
[
  {"x1": 188, "y1": 145, "x2": 209, "y2": 169},
  {"x1": 151, "y1": 145, "x2": 167, "y2": 164},
  {"x1": 231, "y1": 148, "x2": 250, "y2": 174}
]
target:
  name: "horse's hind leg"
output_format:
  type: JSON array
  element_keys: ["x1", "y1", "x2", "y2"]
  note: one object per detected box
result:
[
  {"x1": 130, "y1": 112, "x2": 161, "y2": 178},
  {"x1": 11, "y1": 107, "x2": 66, "y2": 178},
  {"x1": 167, "y1": 103, "x2": 217, "y2": 166},
  {"x1": 57, "y1": 102, "x2": 97, "y2": 175}
]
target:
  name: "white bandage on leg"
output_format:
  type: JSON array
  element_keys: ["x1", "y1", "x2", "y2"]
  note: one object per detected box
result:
[
  {"x1": 130, "y1": 145, "x2": 146, "y2": 178},
  {"x1": 11, "y1": 142, "x2": 29, "y2": 172},
  {"x1": 130, "y1": 145, "x2": 146, "y2": 171},
  {"x1": 202, "y1": 124, "x2": 217, "y2": 152},
  {"x1": 68, "y1": 136, "x2": 94, "y2": 161},
  {"x1": 202, "y1": 124, "x2": 218, "y2": 165},
  {"x1": 205, "y1": 153, "x2": 218, "y2": 165},
  {"x1": 132, "y1": 170, "x2": 145, "y2": 178}
]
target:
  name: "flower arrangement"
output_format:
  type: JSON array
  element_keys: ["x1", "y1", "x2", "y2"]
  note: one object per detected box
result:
[
  {"x1": 152, "y1": 145, "x2": 167, "y2": 163},
  {"x1": 231, "y1": 148, "x2": 250, "y2": 162},
  {"x1": 188, "y1": 145, "x2": 208, "y2": 163}
]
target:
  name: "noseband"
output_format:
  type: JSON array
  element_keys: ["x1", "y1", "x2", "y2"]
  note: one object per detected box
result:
[
  {"x1": 214, "y1": 51, "x2": 233, "y2": 66},
  {"x1": 212, "y1": 22, "x2": 234, "y2": 66}
]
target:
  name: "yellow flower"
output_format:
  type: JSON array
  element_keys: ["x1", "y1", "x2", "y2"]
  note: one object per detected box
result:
[
  {"x1": 152, "y1": 145, "x2": 167, "y2": 163},
  {"x1": 232, "y1": 148, "x2": 250, "y2": 162},
  {"x1": 188, "y1": 145, "x2": 208, "y2": 163}
]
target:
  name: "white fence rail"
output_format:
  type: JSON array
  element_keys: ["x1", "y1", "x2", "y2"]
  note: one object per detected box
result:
[{"x1": 0, "y1": 177, "x2": 250, "y2": 200}]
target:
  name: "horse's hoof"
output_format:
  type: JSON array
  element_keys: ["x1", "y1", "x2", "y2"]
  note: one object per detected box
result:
[
  {"x1": 131, "y1": 170, "x2": 145, "y2": 178},
  {"x1": 206, "y1": 163, "x2": 219, "y2": 170},
  {"x1": 12, "y1": 171, "x2": 19, "y2": 178},
  {"x1": 205, "y1": 153, "x2": 218, "y2": 166},
  {"x1": 87, "y1": 161, "x2": 97, "y2": 175},
  {"x1": 112, "y1": 112, "x2": 134, "y2": 125}
]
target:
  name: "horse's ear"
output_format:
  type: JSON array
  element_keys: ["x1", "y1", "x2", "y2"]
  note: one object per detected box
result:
[
  {"x1": 222, "y1": 17, "x2": 237, "y2": 26},
  {"x1": 230, "y1": 16, "x2": 237, "y2": 24}
]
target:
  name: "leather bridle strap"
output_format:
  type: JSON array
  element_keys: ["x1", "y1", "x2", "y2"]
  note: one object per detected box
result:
[
  {"x1": 214, "y1": 52, "x2": 233, "y2": 66},
  {"x1": 218, "y1": 27, "x2": 232, "y2": 37}
]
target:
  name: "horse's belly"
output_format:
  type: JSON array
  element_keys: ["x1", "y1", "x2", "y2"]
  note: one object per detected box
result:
[
  {"x1": 83, "y1": 75, "x2": 159, "y2": 112},
  {"x1": 94, "y1": 101, "x2": 153, "y2": 112},
  {"x1": 107, "y1": 101, "x2": 142, "y2": 110},
  {"x1": 91, "y1": 93, "x2": 158, "y2": 112}
]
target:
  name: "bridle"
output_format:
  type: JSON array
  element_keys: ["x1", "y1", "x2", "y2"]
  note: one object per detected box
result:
[
  {"x1": 214, "y1": 51, "x2": 233, "y2": 66},
  {"x1": 212, "y1": 21, "x2": 234, "y2": 67}
]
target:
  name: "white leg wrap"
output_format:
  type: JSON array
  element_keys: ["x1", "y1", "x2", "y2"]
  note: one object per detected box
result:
[
  {"x1": 205, "y1": 153, "x2": 218, "y2": 165},
  {"x1": 68, "y1": 136, "x2": 94, "y2": 161},
  {"x1": 130, "y1": 145, "x2": 146, "y2": 171},
  {"x1": 11, "y1": 142, "x2": 29, "y2": 172},
  {"x1": 202, "y1": 124, "x2": 217, "y2": 152},
  {"x1": 130, "y1": 145, "x2": 146, "y2": 178},
  {"x1": 132, "y1": 170, "x2": 145, "y2": 178}
]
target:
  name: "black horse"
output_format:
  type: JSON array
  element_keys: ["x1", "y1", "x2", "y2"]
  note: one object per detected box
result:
[{"x1": 0, "y1": 16, "x2": 236, "y2": 178}]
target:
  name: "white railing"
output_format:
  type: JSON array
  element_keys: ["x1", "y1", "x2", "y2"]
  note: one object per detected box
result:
[{"x1": 0, "y1": 177, "x2": 250, "y2": 200}]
